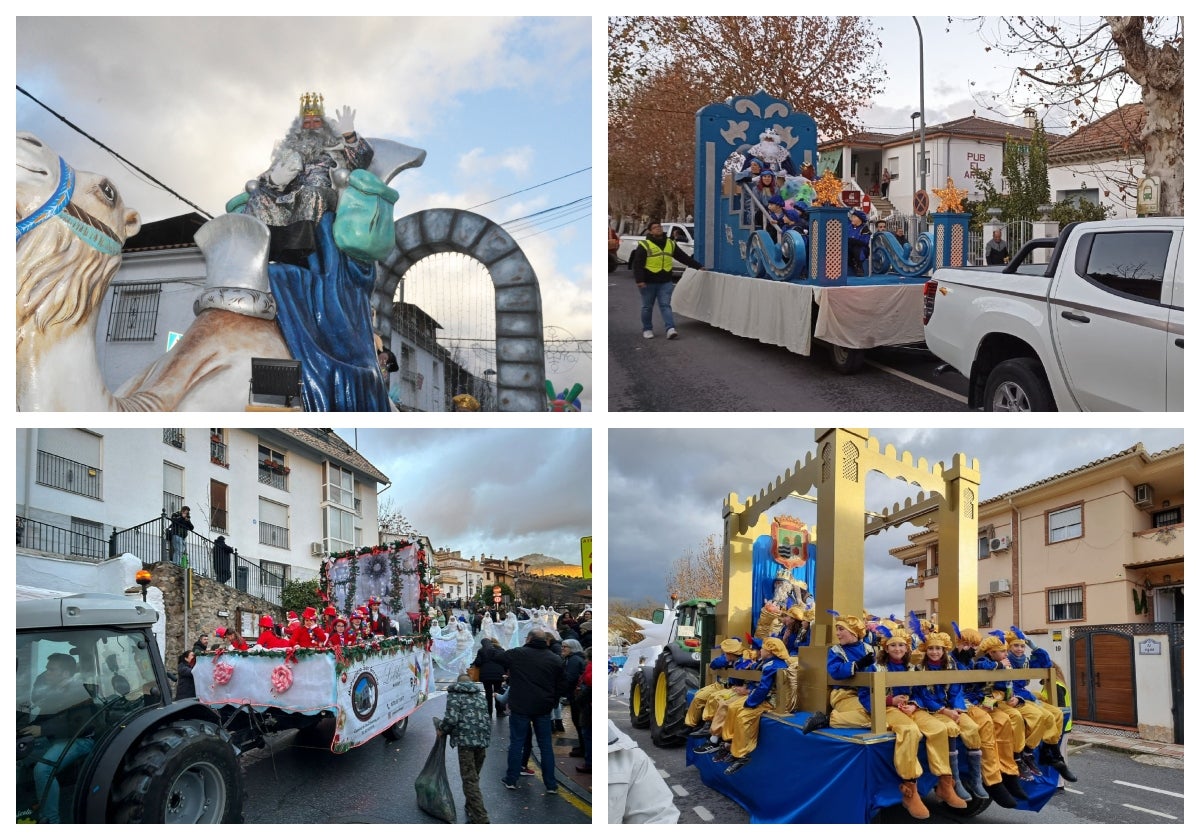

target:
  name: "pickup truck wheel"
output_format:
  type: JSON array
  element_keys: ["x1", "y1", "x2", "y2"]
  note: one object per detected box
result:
[
  {"x1": 382, "y1": 715, "x2": 408, "y2": 742},
  {"x1": 111, "y1": 719, "x2": 243, "y2": 824},
  {"x1": 827, "y1": 344, "x2": 865, "y2": 374},
  {"x1": 984, "y1": 359, "x2": 1055, "y2": 412}
]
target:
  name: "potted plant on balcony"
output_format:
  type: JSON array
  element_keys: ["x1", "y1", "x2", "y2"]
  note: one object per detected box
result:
[{"x1": 210, "y1": 433, "x2": 222, "y2": 443}]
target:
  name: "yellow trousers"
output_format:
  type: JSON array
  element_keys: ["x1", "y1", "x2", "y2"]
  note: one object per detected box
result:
[
  {"x1": 711, "y1": 694, "x2": 748, "y2": 741},
  {"x1": 1034, "y1": 700, "x2": 1065, "y2": 745},
  {"x1": 994, "y1": 703, "x2": 1026, "y2": 753},
  {"x1": 827, "y1": 694, "x2": 949, "y2": 780},
  {"x1": 963, "y1": 705, "x2": 1005, "y2": 785},
  {"x1": 1013, "y1": 699, "x2": 1054, "y2": 749},
  {"x1": 685, "y1": 683, "x2": 735, "y2": 727},
  {"x1": 729, "y1": 701, "x2": 774, "y2": 758}
]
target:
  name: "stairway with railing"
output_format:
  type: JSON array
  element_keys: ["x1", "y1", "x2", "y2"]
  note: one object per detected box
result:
[{"x1": 18, "y1": 510, "x2": 286, "y2": 606}]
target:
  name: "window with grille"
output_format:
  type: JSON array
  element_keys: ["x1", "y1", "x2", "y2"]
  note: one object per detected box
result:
[
  {"x1": 106, "y1": 282, "x2": 162, "y2": 341},
  {"x1": 258, "y1": 443, "x2": 288, "y2": 491},
  {"x1": 70, "y1": 517, "x2": 105, "y2": 559},
  {"x1": 163, "y1": 429, "x2": 185, "y2": 450},
  {"x1": 258, "y1": 497, "x2": 289, "y2": 549},
  {"x1": 1153, "y1": 507, "x2": 1182, "y2": 528},
  {"x1": 1048, "y1": 585, "x2": 1084, "y2": 621},
  {"x1": 1047, "y1": 504, "x2": 1083, "y2": 544}
]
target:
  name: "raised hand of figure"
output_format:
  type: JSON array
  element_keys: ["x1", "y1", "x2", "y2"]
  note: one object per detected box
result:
[{"x1": 332, "y1": 106, "x2": 357, "y2": 136}]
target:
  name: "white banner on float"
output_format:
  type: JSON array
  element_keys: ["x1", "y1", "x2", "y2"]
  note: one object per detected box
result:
[{"x1": 195, "y1": 644, "x2": 434, "y2": 751}]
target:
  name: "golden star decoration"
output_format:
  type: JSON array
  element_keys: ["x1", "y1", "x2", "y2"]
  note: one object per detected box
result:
[
  {"x1": 932, "y1": 178, "x2": 969, "y2": 213},
  {"x1": 812, "y1": 170, "x2": 844, "y2": 206}
]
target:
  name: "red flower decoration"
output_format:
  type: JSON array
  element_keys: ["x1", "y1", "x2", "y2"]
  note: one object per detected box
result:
[
  {"x1": 271, "y1": 663, "x2": 294, "y2": 694},
  {"x1": 212, "y1": 661, "x2": 234, "y2": 686}
]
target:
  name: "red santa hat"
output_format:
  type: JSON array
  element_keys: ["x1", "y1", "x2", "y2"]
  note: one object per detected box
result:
[
  {"x1": 368, "y1": 597, "x2": 381, "y2": 608},
  {"x1": 287, "y1": 611, "x2": 299, "y2": 625},
  {"x1": 324, "y1": 605, "x2": 337, "y2": 617},
  {"x1": 215, "y1": 626, "x2": 228, "y2": 638},
  {"x1": 302, "y1": 606, "x2": 319, "y2": 621},
  {"x1": 258, "y1": 615, "x2": 274, "y2": 629}
]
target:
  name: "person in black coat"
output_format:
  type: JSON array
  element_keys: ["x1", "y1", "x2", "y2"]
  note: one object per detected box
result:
[
  {"x1": 498, "y1": 630, "x2": 565, "y2": 792},
  {"x1": 211, "y1": 536, "x2": 234, "y2": 585},
  {"x1": 175, "y1": 650, "x2": 197, "y2": 700},
  {"x1": 471, "y1": 637, "x2": 508, "y2": 717},
  {"x1": 560, "y1": 639, "x2": 587, "y2": 750}
]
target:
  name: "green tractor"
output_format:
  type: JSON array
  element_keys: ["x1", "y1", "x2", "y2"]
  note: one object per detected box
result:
[{"x1": 636, "y1": 598, "x2": 720, "y2": 747}]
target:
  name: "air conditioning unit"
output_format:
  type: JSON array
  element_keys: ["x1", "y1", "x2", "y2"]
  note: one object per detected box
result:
[
  {"x1": 310, "y1": 541, "x2": 325, "y2": 557},
  {"x1": 990, "y1": 536, "x2": 1011, "y2": 552},
  {"x1": 989, "y1": 579, "x2": 1011, "y2": 594},
  {"x1": 1134, "y1": 483, "x2": 1154, "y2": 509}
]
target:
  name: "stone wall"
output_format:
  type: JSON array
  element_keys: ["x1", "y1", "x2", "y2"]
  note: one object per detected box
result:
[{"x1": 147, "y1": 562, "x2": 281, "y2": 668}]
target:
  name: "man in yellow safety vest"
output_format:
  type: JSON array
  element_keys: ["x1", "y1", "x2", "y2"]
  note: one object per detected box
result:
[{"x1": 628, "y1": 222, "x2": 705, "y2": 340}]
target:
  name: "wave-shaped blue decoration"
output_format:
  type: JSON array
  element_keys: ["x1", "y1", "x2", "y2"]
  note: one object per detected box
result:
[
  {"x1": 745, "y1": 229, "x2": 807, "y2": 280},
  {"x1": 869, "y1": 230, "x2": 935, "y2": 277}
]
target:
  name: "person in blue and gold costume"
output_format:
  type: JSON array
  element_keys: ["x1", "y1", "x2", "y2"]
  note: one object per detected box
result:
[{"x1": 685, "y1": 637, "x2": 748, "y2": 736}]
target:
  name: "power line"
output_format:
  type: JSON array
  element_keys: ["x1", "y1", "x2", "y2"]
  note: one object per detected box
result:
[
  {"x1": 466, "y1": 167, "x2": 591, "y2": 211},
  {"x1": 17, "y1": 84, "x2": 215, "y2": 219}
]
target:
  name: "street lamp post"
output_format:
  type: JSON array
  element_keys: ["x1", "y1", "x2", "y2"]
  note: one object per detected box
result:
[
  {"x1": 910, "y1": 112, "x2": 920, "y2": 198},
  {"x1": 913, "y1": 17, "x2": 927, "y2": 196}
]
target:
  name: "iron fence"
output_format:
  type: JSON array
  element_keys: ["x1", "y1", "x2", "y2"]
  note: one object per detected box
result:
[
  {"x1": 17, "y1": 516, "x2": 108, "y2": 560},
  {"x1": 36, "y1": 451, "x2": 103, "y2": 500}
]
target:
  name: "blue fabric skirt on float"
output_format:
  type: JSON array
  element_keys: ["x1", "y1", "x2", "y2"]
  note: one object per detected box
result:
[{"x1": 268, "y1": 212, "x2": 391, "y2": 412}]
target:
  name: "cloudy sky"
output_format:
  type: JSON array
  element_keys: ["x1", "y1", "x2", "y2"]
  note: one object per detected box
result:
[
  {"x1": 608, "y1": 428, "x2": 1183, "y2": 616},
  {"x1": 16, "y1": 16, "x2": 593, "y2": 405},
  {"x1": 337, "y1": 428, "x2": 592, "y2": 566}
]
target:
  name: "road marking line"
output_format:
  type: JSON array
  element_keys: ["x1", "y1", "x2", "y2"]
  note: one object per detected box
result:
[
  {"x1": 866, "y1": 359, "x2": 969, "y2": 404},
  {"x1": 671, "y1": 784, "x2": 689, "y2": 797},
  {"x1": 555, "y1": 786, "x2": 591, "y2": 817},
  {"x1": 1114, "y1": 780, "x2": 1184, "y2": 798},
  {"x1": 658, "y1": 767, "x2": 671, "y2": 779},
  {"x1": 1063, "y1": 787, "x2": 1085, "y2": 795},
  {"x1": 1121, "y1": 804, "x2": 1177, "y2": 819},
  {"x1": 693, "y1": 805, "x2": 715, "y2": 822}
]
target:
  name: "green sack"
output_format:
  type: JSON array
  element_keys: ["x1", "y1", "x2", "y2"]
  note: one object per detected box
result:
[
  {"x1": 333, "y1": 168, "x2": 399, "y2": 263},
  {"x1": 414, "y1": 719, "x2": 457, "y2": 823}
]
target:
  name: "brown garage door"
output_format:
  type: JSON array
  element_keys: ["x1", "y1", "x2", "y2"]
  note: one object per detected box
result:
[{"x1": 1071, "y1": 630, "x2": 1136, "y2": 727}]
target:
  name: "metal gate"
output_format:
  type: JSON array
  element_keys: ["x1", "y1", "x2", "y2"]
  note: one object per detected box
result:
[
  {"x1": 968, "y1": 220, "x2": 1035, "y2": 266},
  {"x1": 1070, "y1": 622, "x2": 1184, "y2": 743}
]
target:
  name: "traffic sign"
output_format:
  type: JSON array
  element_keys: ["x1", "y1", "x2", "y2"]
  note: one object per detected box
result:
[
  {"x1": 493, "y1": 595, "x2": 502, "y2": 604},
  {"x1": 914, "y1": 190, "x2": 929, "y2": 216},
  {"x1": 580, "y1": 536, "x2": 592, "y2": 579}
]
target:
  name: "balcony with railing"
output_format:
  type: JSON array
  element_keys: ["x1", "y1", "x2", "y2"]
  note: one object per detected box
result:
[
  {"x1": 1132, "y1": 523, "x2": 1184, "y2": 566},
  {"x1": 163, "y1": 428, "x2": 185, "y2": 450},
  {"x1": 259, "y1": 521, "x2": 290, "y2": 549},
  {"x1": 163, "y1": 492, "x2": 183, "y2": 516},
  {"x1": 17, "y1": 516, "x2": 108, "y2": 560},
  {"x1": 258, "y1": 460, "x2": 289, "y2": 491},
  {"x1": 36, "y1": 451, "x2": 103, "y2": 499},
  {"x1": 210, "y1": 439, "x2": 228, "y2": 467},
  {"x1": 212, "y1": 506, "x2": 229, "y2": 533}
]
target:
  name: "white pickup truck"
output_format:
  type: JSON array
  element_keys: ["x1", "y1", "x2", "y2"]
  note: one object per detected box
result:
[
  {"x1": 615, "y1": 222, "x2": 695, "y2": 266},
  {"x1": 922, "y1": 218, "x2": 1183, "y2": 411}
]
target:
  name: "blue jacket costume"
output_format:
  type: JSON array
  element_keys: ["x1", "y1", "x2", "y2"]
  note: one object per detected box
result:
[
  {"x1": 828, "y1": 641, "x2": 876, "y2": 711},
  {"x1": 882, "y1": 659, "x2": 920, "y2": 707},
  {"x1": 1003, "y1": 651, "x2": 1040, "y2": 703},
  {"x1": 916, "y1": 657, "x2": 969, "y2": 712},
  {"x1": 745, "y1": 656, "x2": 788, "y2": 709},
  {"x1": 709, "y1": 652, "x2": 748, "y2": 687},
  {"x1": 972, "y1": 655, "x2": 1013, "y2": 702}
]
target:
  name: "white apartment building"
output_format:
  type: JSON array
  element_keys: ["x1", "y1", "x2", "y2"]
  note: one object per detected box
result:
[{"x1": 16, "y1": 428, "x2": 387, "y2": 592}]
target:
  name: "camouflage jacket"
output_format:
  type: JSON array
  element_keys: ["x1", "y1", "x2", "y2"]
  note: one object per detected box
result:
[{"x1": 440, "y1": 680, "x2": 491, "y2": 750}]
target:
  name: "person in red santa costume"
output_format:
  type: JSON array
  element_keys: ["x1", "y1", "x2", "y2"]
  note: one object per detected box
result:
[
  {"x1": 367, "y1": 597, "x2": 394, "y2": 637},
  {"x1": 288, "y1": 606, "x2": 322, "y2": 648},
  {"x1": 256, "y1": 615, "x2": 292, "y2": 649},
  {"x1": 348, "y1": 610, "x2": 366, "y2": 642},
  {"x1": 322, "y1": 605, "x2": 339, "y2": 635},
  {"x1": 327, "y1": 616, "x2": 352, "y2": 649}
]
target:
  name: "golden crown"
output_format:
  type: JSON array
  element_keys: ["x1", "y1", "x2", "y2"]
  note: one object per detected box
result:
[{"x1": 300, "y1": 92, "x2": 325, "y2": 118}]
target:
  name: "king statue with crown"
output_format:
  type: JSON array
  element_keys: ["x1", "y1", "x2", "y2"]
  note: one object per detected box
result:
[{"x1": 217, "y1": 92, "x2": 419, "y2": 411}]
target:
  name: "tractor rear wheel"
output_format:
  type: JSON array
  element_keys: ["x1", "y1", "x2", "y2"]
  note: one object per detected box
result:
[{"x1": 650, "y1": 650, "x2": 699, "y2": 747}]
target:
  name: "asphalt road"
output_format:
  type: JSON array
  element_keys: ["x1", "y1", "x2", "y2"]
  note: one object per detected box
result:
[
  {"x1": 240, "y1": 692, "x2": 591, "y2": 824},
  {"x1": 607, "y1": 264, "x2": 971, "y2": 412},
  {"x1": 607, "y1": 694, "x2": 1183, "y2": 824}
]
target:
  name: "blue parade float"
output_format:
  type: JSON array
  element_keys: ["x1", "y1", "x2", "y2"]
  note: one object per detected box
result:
[{"x1": 673, "y1": 91, "x2": 972, "y2": 371}]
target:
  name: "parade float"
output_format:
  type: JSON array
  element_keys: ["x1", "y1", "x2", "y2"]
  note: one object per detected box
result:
[
  {"x1": 683, "y1": 429, "x2": 1065, "y2": 822},
  {"x1": 193, "y1": 538, "x2": 436, "y2": 753},
  {"x1": 672, "y1": 91, "x2": 973, "y2": 373},
  {"x1": 16, "y1": 91, "x2": 548, "y2": 411}
]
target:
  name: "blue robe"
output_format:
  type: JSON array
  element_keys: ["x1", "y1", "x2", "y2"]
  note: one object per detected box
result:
[{"x1": 267, "y1": 212, "x2": 391, "y2": 411}]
